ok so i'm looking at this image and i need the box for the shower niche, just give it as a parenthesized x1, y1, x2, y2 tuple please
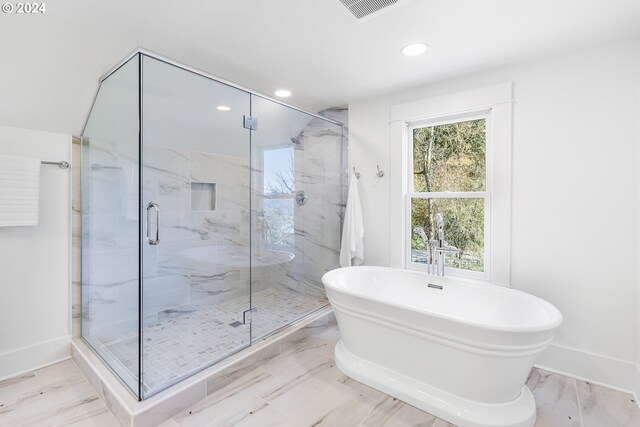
(81, 51, 344, 399)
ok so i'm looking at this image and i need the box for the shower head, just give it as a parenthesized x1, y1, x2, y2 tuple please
(291, 130, 304, 145)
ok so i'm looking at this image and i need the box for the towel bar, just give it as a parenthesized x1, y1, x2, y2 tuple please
(41, 160, 69, 169)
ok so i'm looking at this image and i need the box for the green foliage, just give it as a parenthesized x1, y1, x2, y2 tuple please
(411, 119, 486, 272)
(413, 119, 486, 193)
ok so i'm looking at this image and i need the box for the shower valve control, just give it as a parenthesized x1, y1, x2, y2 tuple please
(296, 190, 308, 206)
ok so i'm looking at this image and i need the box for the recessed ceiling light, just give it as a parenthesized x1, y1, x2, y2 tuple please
(401, 42, 428, 57)
(216, 105, 231, 111)
(274, 89, 291, 98)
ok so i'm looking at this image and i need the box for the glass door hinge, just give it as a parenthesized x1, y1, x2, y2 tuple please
(243, 116, 258, 130)
(243, 307, 257, 324)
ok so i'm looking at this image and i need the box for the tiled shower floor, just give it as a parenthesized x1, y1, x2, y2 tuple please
(94, 287, 327, 395)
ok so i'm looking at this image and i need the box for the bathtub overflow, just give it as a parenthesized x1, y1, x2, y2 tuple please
(427, 283, 443, 290)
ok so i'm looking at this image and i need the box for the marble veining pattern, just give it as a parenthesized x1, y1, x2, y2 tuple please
(0, 360, 117, 427)
(93, 287, 327, 395)
(165, 324, 640, 427)
(2, 321, 640, 426)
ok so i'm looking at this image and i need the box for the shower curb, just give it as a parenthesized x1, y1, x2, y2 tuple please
(71, 306, 336, 427)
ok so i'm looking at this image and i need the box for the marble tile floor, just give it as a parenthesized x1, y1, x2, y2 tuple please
(0, 360, 118, 427)
(95, 287, 327, 395)
(2, 323, 639, 426)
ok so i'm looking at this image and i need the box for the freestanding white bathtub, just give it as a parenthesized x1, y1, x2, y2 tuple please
(322, 266, 562, 427)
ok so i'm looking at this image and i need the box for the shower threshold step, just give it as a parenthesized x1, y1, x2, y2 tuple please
(72, 306, 336, 427)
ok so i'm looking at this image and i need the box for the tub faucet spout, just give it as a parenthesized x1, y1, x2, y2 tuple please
(413, 214, 460, 277)
(412, 226, 437, 275)
(432, 213, 460, 276)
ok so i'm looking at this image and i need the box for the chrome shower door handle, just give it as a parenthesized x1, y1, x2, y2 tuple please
(146, 202, 160, 245)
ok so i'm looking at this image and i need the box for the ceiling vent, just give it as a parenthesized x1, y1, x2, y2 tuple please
(339, 0, 398, 19)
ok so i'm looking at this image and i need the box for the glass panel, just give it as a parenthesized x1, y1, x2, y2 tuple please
(263, 147, 295, 246)
(251, 96, 344, 339)
(140, 55, 251, 398)
(413, 118, 486, 192)
(411, 198, 485, 272)
(81, 54, 140, 397)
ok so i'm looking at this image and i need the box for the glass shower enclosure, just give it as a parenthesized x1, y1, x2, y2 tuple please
(80, 51, 344, 399)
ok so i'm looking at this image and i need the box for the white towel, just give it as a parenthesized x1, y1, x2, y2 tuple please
(340, 173, 364, 267)
(0, 154, 41, 226)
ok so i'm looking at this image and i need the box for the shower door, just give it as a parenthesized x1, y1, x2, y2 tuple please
(140, 55, 252, 398)
(250, 96, 344, 339)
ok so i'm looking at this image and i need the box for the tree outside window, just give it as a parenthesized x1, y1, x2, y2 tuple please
(410, 118, 487, 273)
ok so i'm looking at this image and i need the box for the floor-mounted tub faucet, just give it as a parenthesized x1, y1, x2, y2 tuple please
(433, 213, 459, 276)
(413, 213, 459, 276)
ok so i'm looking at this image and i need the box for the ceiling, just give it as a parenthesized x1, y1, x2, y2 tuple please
(1, 0, 639, 135)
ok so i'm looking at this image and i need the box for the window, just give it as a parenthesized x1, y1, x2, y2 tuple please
(389, 83, 512, 285)
(262, 147, 295, 247)
(408, 114, 490, 279)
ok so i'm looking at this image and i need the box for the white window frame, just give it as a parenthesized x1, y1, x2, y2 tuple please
(389, 83, 512, 287)
(406, 110, 492, 281)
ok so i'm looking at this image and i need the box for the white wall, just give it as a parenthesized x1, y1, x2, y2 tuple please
(349, 39, 640, 391)
(0, 125, 71, 380)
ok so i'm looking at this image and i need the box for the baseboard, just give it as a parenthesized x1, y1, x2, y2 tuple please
(0, 335, 71, 381)
(635, 365, 640, 411)
(536, 342, 640, 408)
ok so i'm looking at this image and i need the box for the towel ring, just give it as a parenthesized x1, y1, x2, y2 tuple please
(376, 165, 385, 178)
(353, 167, 361, 179)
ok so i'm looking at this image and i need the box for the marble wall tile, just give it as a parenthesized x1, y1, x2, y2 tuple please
(87, 213, 119, 252)
(72, 138, 82, 338)
(189, 210, 246, 243)
(159, 211, 201, 244)
(158, 180, 191, 209)
(86, 248, 140, 286)
(216, 183, 250, 212)
(189, 270, 246, 305)
(84, 139, 120, 216)
(190, 152, 249, 184)
(139, 275, 190, 321)
(117, 217, 140, 250)
(83, 285, 119, 329)
(143, 147, 191, 183)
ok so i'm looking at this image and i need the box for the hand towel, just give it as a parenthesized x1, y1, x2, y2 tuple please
(340, 173, 364, 267)
(0, 154, 41, 226)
